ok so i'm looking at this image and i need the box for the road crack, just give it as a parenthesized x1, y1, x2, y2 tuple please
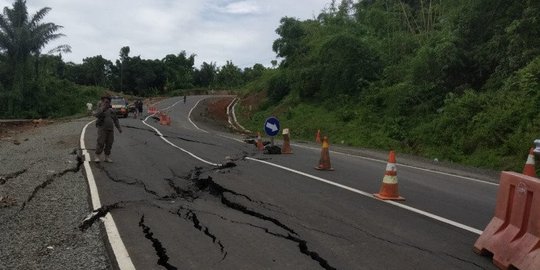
(228, 218, 336, 270)
(168, 165, 337, 269)
(79, 202, 122, 231)
(164, 135, 217, 146)
(20, 154, 83, 210)
(176, 207, 227, 260)
(122, 125, 157, 134)
(96, 165, 160, 197)
(0, 168, 27, 185)
(184, 167, 297, 236)
(139, 215, 178, 270)
(164, 177, 198, 202)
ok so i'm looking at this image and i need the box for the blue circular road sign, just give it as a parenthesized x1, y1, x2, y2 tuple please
(264, 117, 280, 137)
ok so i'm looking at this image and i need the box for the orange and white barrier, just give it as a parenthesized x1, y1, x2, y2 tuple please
(474, 171, 540, 270)
(148, 106, 158, 114)
(159, 112, 171, 126)
(373, 151, 404, 200)
(523, 148, 536, 177)
(315, 129, 321, 144)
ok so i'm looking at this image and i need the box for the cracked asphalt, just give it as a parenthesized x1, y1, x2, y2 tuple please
(79, 96, 498, 269)
(0, 95, 499, 269)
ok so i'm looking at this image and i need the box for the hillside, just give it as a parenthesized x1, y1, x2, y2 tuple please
(236, 0, 540, 171)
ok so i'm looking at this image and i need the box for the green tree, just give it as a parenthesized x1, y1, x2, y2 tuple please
(80, 55, 112, 87)
(243, 63, 266, 82)
(0, 0, 69, 115)
(194, 62, 216, 87)
(162, 51, 195, 90)
(118, 46, 130, 92)
(272, 17, 308, 67)
(215, 61, 243, 88)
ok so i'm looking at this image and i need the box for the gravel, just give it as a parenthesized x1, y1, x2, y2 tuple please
(0, 118, 111, 270)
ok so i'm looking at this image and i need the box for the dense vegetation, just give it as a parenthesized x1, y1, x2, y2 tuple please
(1, 0, 538, 170)
(0, 0, 265, 119)
(239, 0, 540, 171)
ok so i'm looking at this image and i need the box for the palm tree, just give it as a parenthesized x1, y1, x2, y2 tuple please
(0, 0, 70, 115)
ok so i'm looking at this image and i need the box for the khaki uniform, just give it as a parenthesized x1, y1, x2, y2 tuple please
(94, 106, 121, 156)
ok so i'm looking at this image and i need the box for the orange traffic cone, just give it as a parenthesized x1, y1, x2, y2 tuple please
(282, 128, 292, 154)
(159, 112, 166, 125)
(256, 132, 264, 151)
(523, 148, 536, 177)
(315, 136, 333, 171)
(374, 151, 405, 200)
(315, 129, 321, 144)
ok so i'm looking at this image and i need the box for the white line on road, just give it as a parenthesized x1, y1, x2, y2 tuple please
(188, 98, 209, 133)
(231, 100, 251, 133)
(226, 97, 237, 128)
(80, 120, 136, 270)
(245, 157, 483, 235)
(142, 99, 219, 166)
(222, 98, 495, 187)
(160, 99, 183, 112)
(141, 119, 219, 166)
(158, 96, 486, 235)
(292, 144, 499, 186)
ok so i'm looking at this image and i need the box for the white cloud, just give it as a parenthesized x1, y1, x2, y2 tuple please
(2, 0, 330, 67)
(222, 1, 261, 15)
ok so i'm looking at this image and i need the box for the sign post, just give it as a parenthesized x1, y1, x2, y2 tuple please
(264, 117, 280, 146)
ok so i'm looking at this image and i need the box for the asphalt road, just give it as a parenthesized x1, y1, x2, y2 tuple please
(82, 96, 498, 270)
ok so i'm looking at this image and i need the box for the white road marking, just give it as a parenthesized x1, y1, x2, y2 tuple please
(292, 144, 498, 186)
(226, 97, 237, 128)
(141, 119, 219, 166)
(153, 96, 487, 235)
(222, 99, 496, 187)
(245, 157, 483, 235)
(160, 99, 183, 112)
(187, 98, 209, 133)
(142, 98, 219, 166)
(231, 100, 251, 133)
(80, 120, 136, 270)
(226, 97, 251, 133)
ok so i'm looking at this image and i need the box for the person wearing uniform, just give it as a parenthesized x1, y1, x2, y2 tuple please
(94, 96, 122, 162)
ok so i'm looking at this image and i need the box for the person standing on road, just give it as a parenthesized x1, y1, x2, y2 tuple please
(94, 96, 122, 162)
(183, 95, 186, 104)
(136, 99, 144, 119)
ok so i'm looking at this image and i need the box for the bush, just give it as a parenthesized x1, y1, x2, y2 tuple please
(267, 71, 290, 103)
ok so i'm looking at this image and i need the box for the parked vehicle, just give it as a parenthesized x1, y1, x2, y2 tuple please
(110, 96, 129, 118)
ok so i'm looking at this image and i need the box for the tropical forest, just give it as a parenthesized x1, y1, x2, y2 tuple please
(0, 0, 539, 171)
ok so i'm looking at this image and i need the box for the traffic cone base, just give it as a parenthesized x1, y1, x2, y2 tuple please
(374, 178, 404, 200)
(373, 191, 405, 201)
(315, 165, 334, 171)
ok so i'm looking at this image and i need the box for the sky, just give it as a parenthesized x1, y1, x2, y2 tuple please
(3, 0, 331, 68)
